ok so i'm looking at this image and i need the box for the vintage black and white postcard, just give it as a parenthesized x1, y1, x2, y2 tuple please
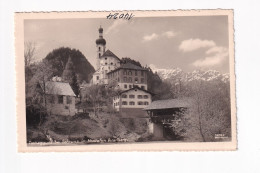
(15, 10, 236, 152)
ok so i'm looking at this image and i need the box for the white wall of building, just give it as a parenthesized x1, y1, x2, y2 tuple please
(93, 56, 120, 84)
(113, 89, 151, 111)
(45, 95, 76, 116)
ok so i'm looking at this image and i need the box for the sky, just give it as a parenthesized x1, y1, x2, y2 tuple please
(24, 16, 230, 73)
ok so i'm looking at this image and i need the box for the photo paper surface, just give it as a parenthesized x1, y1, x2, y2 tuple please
(15, 10, 236, 152)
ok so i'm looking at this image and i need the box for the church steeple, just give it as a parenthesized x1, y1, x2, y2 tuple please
(96, 26, 106, 69)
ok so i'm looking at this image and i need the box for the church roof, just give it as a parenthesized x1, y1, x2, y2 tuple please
(119, 63, 146, 71)
(42, 81, 76, 96)
(143, 98, 190, 111)
(100, 49, 120, 61)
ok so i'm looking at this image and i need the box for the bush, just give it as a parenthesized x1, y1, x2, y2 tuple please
(68, 136, 83, 142)
(73, 112, 90, 120)
(26, 105, 48, 128)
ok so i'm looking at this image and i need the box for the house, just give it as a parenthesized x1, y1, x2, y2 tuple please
(113, 86, 153, 118)
(107, 62, 148, 90)
(42, 81, 76, 116)
(143, 99, 190, 139)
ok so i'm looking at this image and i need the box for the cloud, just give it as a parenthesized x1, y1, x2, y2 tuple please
(179, 39, 216, 52)
(192, 47, 228, 67)
(162, 31, 177, 38)
(142, 33, 159, 42)
(206, 46, 227, 54)
(105, 20, 127, 34)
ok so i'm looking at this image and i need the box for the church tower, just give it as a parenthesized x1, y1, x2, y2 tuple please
(95, 26, 106, 69)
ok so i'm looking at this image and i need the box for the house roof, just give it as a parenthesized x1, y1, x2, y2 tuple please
(43, 81, 76, 96)
(107, 62, 146, 74)
(100, 49, 120, 61)
(120, 86, 154, 95)
(143, 98, 190, 111)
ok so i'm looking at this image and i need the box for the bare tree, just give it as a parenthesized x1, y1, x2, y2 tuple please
(24, 41, 36, 67)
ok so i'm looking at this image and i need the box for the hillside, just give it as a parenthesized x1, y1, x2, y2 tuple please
(27, 112, 151, 143)
(45, 47, 95, 83)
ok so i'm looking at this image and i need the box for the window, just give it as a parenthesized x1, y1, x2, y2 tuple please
(129, 101, 135, 105)
(129, 95, 135, 98)
(144, 95, 149, 99)
(48, 95, 55, 104)
(99, 47, 101, 51)
(111, 62, 113, 65)
(96, 76, 99, 80)
(123, 77, 127, 82)
(141, 86, 145, 89)
(138, 101, 143, 105)
(105, 62, 107, 65)
(135, 78, 138, 83)
(128, 71, 132, 75)
(67, 96, 72, 104)
(138, 95, 143, 99)
(141, 71, 144, 76)
(123, 70, 127, 75)
(122, 101, 128, 105)
(99, 53, 101, 57)
(122, 94, 127, 98)
(124, 84, 127, 89)
(135, 70, 138, 76)
(58, 96, 63, 104)
(141, 78, 144, 83)
(129, 85, 132, 89)
(105, 57, 107, 60)
(128, 77, 132, 82)
(144, 101, 149, 105)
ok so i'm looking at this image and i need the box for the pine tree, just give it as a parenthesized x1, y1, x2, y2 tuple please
(62, 56, 80, 96)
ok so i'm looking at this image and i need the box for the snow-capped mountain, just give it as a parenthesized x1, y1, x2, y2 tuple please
(149, 64, 230, 83)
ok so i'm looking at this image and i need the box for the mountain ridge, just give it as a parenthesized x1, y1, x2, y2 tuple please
(149, 64, 230, 84)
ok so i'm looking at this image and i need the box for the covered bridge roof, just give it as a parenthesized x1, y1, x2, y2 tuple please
(143, 98, 190, 111)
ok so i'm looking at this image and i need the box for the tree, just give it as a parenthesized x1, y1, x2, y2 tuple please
(62, 56, 80, 96)
(146, 67, 174, 100)
(81, 84, 105, 117)
(121, 57, 142, 67)
(45, 47, 95, 83)
(26, 60, 55, 126)
(176, 79, 231, 142)
(24, 42, 38, 97)
(24, 41, 36, 67)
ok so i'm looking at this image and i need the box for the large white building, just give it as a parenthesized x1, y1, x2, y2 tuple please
(92, 26, 153, 116)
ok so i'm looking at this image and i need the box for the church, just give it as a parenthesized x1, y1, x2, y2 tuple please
(92, 26, 152, 116)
